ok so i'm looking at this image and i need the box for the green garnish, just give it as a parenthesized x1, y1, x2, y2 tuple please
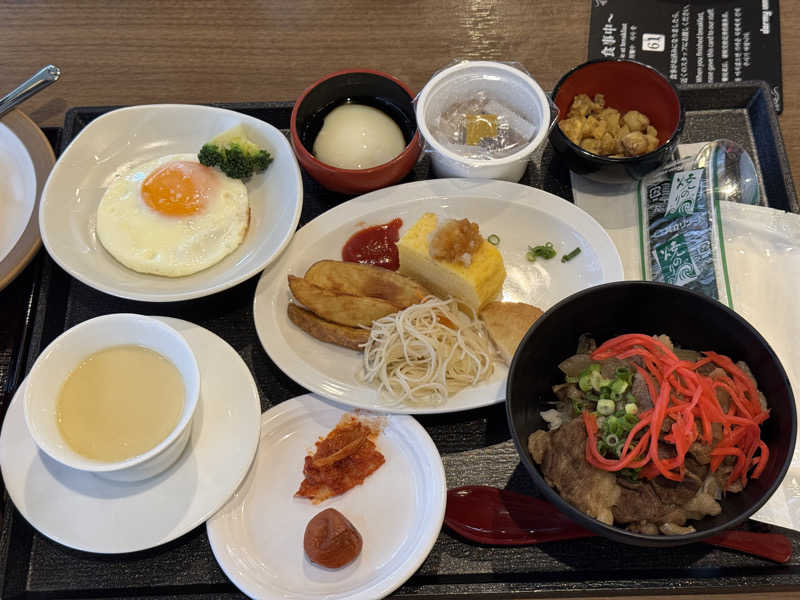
(198, 124, 273, 180)
(487, 234, 500, 246)
(561, 247, 582, 262)
(565, 361, 642, 459)
(526, 242, 556, 262)
(597, 398, 615, 416)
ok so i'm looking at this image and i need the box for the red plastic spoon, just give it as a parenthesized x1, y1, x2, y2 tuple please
(445, 485, 793, 563)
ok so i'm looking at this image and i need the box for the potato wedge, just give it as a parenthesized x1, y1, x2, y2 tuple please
(304, 260, 428, 309)
(287, 303, 369, 350)
(288, 275, 398, 327)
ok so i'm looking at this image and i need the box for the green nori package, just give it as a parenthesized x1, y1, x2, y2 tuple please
(637, 157, 733, 306)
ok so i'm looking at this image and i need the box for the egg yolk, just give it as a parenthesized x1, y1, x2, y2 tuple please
(141, 161, 217, 216)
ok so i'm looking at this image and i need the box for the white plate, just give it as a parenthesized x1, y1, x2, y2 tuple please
(207, 394, 446, 600)
(253, 178, 623, 414)
(0, 110, 55, 291)
(0, 316, 261, 553)
(0, 117, 35, 262)
(39, 104, 303, 302)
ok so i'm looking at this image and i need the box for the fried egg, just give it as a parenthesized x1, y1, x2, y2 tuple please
(96, 153, 249, 277)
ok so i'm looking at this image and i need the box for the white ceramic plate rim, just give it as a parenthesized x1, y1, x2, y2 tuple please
(0, 119, 36, 262)
(0, 110, 54, 291)
(38, 104, 303, 302)
(253, 178, 624, 415)
(0, 316, 261, 553)
(206, 393, 446, 600)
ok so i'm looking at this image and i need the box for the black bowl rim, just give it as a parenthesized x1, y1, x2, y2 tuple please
(505, 280, 797, 547)
(289, 68, 421, 175)
(550, 58, 686, 165)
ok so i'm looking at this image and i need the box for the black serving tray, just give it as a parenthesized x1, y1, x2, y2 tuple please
(1, 82, 798, 599)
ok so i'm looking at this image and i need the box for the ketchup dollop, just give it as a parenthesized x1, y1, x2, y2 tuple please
(341, 218, 402, 270)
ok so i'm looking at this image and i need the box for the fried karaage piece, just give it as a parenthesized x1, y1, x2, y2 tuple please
(561, 95, 659, 157)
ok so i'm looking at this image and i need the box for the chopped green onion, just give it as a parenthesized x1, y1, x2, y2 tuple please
(589, 370, 611, 391)
(620, 467, 641, 481)
(597, 399, 615, 415)
(611, 378, 629, 394)
(526, 242, 557, 262)
(487, 234, 500, 246)
(565, 375, 579, 384)
(561, 247, 582, 262)
(604, 434, 619, 447)
(578, 374, 592, 392)
(626, 392, 636, 403)
(625, 403, 638, 415)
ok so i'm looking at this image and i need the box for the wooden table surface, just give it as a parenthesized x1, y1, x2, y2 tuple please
(2, 0, 798, 198)
(1, 1, 797, 599)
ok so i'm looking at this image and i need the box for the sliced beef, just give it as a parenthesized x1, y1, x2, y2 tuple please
(683, 491, 722, 520)
(558, 354, 592, 377)
(528, 418, 620, 525)
(631, 372, 654, 411)
(552, 382, 582, 405)
(599, 358, 631, 380)
(688, 440, 713, 465)
(652, 473, 701, 507)
(684, 455, 709, 480)
(576, 334, 597, 354)
(613, 482, 664, 524)
(674, 348, 702, 363)
(529, 409, 727, 535)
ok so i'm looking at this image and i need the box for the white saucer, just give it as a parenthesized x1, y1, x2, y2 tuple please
(0, 316, 261, 554)
(207, 394, 446, 600)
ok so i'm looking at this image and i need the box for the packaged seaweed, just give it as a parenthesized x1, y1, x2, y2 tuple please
(637, 155, 733, 306)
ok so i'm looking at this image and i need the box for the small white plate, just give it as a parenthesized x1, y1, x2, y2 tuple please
(253, 178, 623, 414)
(0, 316, 261, 553)
(0, 110, 55, 291)
(207, 394, 446, 600)
(39, 104, 303, 302)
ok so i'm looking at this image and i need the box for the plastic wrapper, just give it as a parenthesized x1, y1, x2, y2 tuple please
(636, 154, 732, 306)
(415, 60, 559, 162)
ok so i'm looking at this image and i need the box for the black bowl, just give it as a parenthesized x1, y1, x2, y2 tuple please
(506, 281, 796, 547)
(549, 59, 685, 183)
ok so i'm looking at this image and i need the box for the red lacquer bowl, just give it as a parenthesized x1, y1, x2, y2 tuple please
(290, 69, 422, 195)
(550, 59, 684, 183)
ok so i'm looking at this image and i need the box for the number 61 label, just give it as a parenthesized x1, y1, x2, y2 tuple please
(642, 33, 665, 52)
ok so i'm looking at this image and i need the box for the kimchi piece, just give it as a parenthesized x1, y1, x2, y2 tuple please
(295, 414, 385, 504)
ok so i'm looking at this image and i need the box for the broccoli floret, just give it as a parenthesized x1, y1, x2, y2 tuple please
(198, 143, 225, 168)
(197, 128, 273, 180)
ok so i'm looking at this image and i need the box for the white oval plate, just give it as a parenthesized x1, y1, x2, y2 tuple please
(0, 317, 261, 553)
(253, 178, 623, 414)
(39, 104, 303, 302)
(207, 394, 446, 600)
(0, 110, 54, 290)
